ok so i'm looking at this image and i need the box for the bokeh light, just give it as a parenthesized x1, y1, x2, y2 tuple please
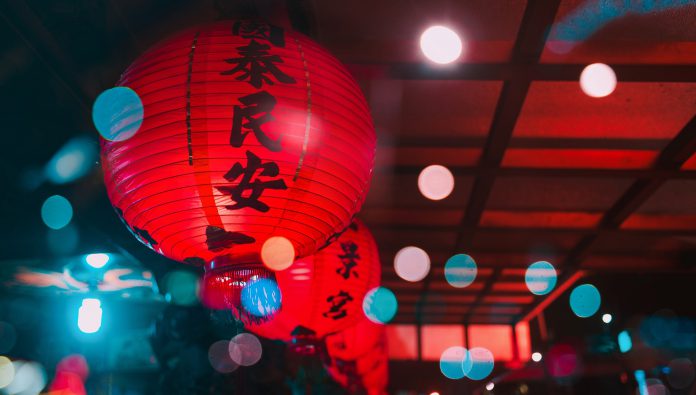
(45, 136, 97, 184)
(465, 347, 494, 380)
(241, 278, 282, 318)
(363, 286, 398, 324)
(208, 340, 239, 373)
(602, 313, 613, 324)
(85, 253, 110, 269)
(444, 254, 477, 288)
(41, 195, 73, 230)
(4, 361, 46, 395)
(261, 236, 295, 271)
(486, 382, 495, 391)
(420, 26, 463, 64)
(569, 284, 601, 318)
(618, 330, 632, 353)
(394, 246, 431, 282)
(163, 270, 200, 306)
(579, 63, 617, 98)
(547, 344, 578, 378)
(92, 87, 144, 141)
(77, 298, 102, 334)
(0, 356, 14, 389)
(56, 354, 89, 381)
(532, 352, 542, 362)
(667, 358, 695, 389)
(524, 261, 557, 295)
(418, 165, 455, 200)
(641, 378, 669, 395)
(439, 346, 468, 379)
(229, 333, 263, 367)
(0, 322, 17, 354)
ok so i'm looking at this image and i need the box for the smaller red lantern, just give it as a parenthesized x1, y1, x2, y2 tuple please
(325, 330, 388, 394)
(326, 315, 384, 361)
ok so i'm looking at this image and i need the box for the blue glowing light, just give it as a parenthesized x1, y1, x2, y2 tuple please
(464, 347, 494, 380)
(241, 278, 282, 317)
(525, 261, 557, 295)
(444, 254, 477, 288)
(570, 284, 601, 318)
(45, 136, 97, 184)
(92, 87, 144, 141)
(85, 253, 110, 269)
(618, 330, 632, 353)
(439, 346, 468, 379)
(634, 370, 647, 395)
(41, 195, 73, 230)
(77, 298, 102, 334)
(363, 286, 398, 324)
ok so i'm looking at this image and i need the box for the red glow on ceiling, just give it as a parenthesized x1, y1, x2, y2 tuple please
(386, 325, 418, 360)
(502, 149, 658, 169)
(683, 153, 696, 169)
(421, 325, 466, 361)
(481, 210, 602, 228)
(468, 325, 514, 361)
(622, 214, 696, 230)
(515, 322, 532, 361)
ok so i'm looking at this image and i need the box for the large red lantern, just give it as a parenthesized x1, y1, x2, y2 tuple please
(204, 220, 380, 340)
(101, 20, 376, 275)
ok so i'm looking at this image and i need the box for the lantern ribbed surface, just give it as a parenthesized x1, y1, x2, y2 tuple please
(101, 20, 376, 266)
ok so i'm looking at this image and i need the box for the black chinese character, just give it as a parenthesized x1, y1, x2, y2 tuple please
(233, 20, 285, 47)
(231, 91, 281, 152)
(337, 241, 360, 279)
(216, 150, 288, 212)
(322, 290, 353, 320)
(221, 40, 296, 88)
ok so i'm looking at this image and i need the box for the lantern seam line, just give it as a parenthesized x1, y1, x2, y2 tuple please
(186, 30, 200, 166)
(293, 38, 312, 182)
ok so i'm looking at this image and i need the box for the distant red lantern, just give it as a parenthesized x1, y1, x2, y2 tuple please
(326, 315, 384, 361)
(325, 328, 388, 394)
(101, 20, 376, 278)
(205, 220, 380, 342)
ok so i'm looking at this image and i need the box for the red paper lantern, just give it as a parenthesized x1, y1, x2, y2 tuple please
(101, 20, 375, 273)
(325, 315, 384, 361)
(204, 220, 380, 340)
(325, 328, 388, 394)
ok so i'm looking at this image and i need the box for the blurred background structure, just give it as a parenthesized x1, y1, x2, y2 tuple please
(1, 0, 695, 394)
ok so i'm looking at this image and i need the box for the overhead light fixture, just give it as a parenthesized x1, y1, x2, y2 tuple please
(420, 26, 463, 64)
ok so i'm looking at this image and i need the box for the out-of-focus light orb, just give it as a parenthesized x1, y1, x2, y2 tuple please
(486, 382, 495, 391)
(208, 340, 238, 373)
(164, 270, 200, 306)
(261, 236, 295, 271)
(241, 278, 282, 317)
(0, 322, 17, 354)
(547, 344, 579, 378)
(531, 352, 542, 362)
(47, 224, 79, 255)
(618, 330, 632, 353)
(602, 313, 613, 324)
(45, 136, 97, 184)
(0, 356, 14, 389)
(667, 358, 695, 389)
(85, 253, 110, 269)
(394, 246, 431, 282)
(525, 261, 557, 295)
(570, 284, 601, 318)
(77, 298, 102, 334)
(4, 361, 46, 395)
(444, 254, 477, 288)
(363, 286, 398, 324)
(56, 354, 89, 381)
(580, 63, 616, 98)
(439, 346, 468, 379)
(465, 347, 494, 380)
(641, 378, 669, 395)
(229, 333, 263, 367)
(430, 392, 441, 395)
(420, 26, 463, 64)
(418, 165, 455, 200)
(41, 195, 73, 230)
(92, 87, 144, 141)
